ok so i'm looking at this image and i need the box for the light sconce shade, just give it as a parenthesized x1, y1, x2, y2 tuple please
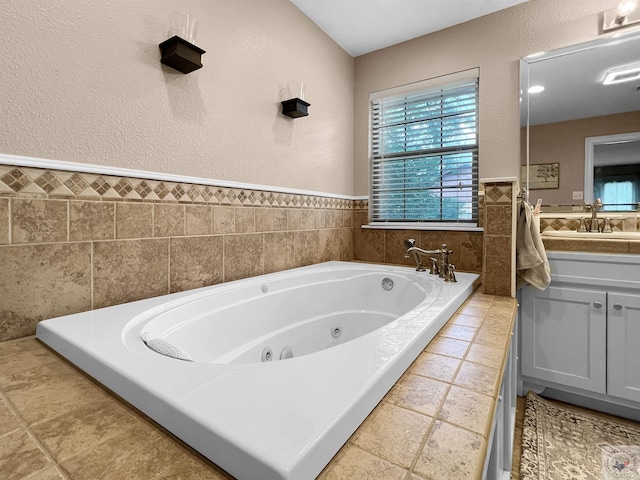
(617, 0, 638, 18)
(603, 0, 640, 30)
(159, 12, 206, 74)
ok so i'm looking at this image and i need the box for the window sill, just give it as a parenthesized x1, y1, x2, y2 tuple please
(362, 223, 483, 232)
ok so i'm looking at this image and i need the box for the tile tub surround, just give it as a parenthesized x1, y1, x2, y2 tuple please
(351, 193, 489, 292)
(0, 288, 517, 480)
(0, 164, 356, 342)
(352, 211, 485, 274)
(481, 181, 515, 296)
(0, 162, 498, 343)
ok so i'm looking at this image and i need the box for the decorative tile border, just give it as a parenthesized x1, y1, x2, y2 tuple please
(0, 165, 355, 210)
(484, 184, 513, 205)
(540, 216, 639, 233)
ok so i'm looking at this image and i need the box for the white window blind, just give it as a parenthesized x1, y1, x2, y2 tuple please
(369, 71, 479, 225)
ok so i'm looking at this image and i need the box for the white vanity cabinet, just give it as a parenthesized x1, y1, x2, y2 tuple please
(521, 286, 607, 393)
(520, 251, 640, 408)
(608, 292, 640, 403)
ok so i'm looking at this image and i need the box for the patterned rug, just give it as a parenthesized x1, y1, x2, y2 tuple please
(520, 392, 640, 480)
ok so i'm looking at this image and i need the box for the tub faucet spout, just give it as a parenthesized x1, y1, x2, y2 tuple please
(403, 238, 431, 272)
(404, 239, 453, 277)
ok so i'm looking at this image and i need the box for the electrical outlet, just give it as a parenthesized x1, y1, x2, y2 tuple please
(572, 191, 584, 200)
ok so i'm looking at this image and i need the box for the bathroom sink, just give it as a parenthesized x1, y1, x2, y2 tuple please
(542, 230, 640, 240)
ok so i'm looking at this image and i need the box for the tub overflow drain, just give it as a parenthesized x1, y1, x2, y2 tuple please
(331, 326, 342, 338)
(261, 347, 273, 362)
(381, 277, 394, 291)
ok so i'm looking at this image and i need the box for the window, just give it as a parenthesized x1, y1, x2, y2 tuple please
(369, 70, 479, 226)
(594, 164, 640, 211)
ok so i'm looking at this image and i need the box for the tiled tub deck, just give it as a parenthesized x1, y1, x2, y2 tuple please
(0, 288, 517, 480)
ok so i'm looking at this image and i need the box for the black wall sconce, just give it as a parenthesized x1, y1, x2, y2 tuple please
(159, 11, 205, 74)
(159, 36, 206, 73)
(281, 81, 309, 118)
(281, 97, 311, 118)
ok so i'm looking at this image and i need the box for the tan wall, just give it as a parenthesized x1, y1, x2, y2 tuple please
(353, 0, 616, 195)
(0, 0, 354, 196)
(522, 111, 640, 205)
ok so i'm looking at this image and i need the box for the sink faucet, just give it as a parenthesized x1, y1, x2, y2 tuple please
(403, 239, 456, 281)
(585, 198, 602, 232)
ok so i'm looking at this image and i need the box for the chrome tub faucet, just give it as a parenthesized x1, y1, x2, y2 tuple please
(403, 239, 456, 282)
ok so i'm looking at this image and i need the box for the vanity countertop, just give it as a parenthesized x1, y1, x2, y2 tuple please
(0, 288, 517, 480)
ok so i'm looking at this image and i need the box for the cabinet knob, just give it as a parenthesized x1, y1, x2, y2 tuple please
(613, 304, 623, 310)
(593, 302, 602, 308)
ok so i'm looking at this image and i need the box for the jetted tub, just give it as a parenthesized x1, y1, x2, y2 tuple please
(37, 261, 479, 480)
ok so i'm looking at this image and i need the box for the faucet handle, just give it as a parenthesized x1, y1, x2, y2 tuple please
(602, 217, 612, 233)
(440, 243, 452, 254)
(404, 238, 416, 258)
(444, 264, 457, 283)
(577, 217, 587, 232)
(429, 258, 440, 275)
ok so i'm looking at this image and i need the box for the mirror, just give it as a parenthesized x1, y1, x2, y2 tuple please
(520, 29, 640, 212)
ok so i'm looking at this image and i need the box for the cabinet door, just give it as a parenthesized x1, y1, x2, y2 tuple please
(521, 286, 607, 393)
(608, 292, 640, 403)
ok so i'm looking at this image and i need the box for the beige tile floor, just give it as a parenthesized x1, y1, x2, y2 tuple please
(0, 288, 518, 479)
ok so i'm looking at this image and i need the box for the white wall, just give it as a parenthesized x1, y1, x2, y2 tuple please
(0, 0, 354, 196)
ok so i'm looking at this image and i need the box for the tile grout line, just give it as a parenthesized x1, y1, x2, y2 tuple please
(66, 200, 70, 242)
(0, 388, 72, 480)
(404, 300, 492, 477)
(167, 237, 171, 294)
(352, 298, 493, 480)
(90, 241, 94, 310)
(404, 311, 475, 478)
(8, 197, 12, 245)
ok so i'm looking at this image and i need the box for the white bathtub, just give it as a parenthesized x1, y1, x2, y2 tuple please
(37, 261, 479, 480)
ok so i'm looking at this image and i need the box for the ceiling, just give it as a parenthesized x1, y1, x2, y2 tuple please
(290, 0, 528, 57)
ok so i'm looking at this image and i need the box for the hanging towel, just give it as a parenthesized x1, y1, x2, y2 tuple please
(516, 201, 551, 290)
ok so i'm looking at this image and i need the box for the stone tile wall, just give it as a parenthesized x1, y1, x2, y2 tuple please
(482, 181, 515, 296)
(540, 215, 640, 233)
(352, 204, 485, 276)
(0, 163, 502, 342)
(0, 165, 355, 341)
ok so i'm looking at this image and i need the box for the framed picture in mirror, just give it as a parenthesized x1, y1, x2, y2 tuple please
(521, 163, 559, 190)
